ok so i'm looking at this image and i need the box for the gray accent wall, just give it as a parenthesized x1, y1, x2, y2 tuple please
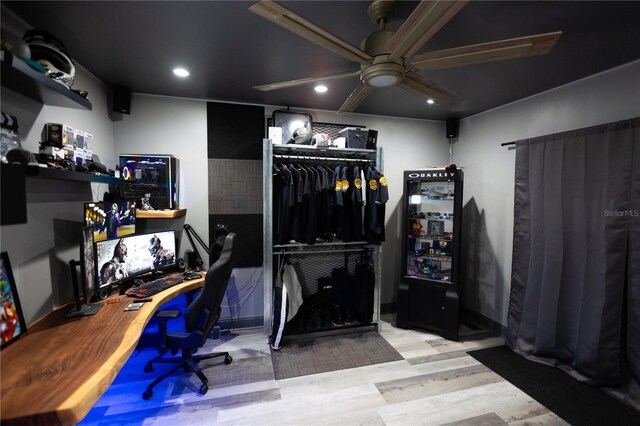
(454, 60, 640, 326)
(1, 63, 117, 324)
(208, 159, 262, 215)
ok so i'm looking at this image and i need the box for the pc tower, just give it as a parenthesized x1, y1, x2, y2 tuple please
(119, 154, 179, 209)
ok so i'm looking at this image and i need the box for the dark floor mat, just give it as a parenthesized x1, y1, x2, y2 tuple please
(270, 331, 404, 380)
(468, 345, 640, 426)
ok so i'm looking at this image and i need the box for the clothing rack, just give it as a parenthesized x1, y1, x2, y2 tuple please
(275, 247, 370, 256)
(273, 154, 375, 163)
(264, 139, 384, 336)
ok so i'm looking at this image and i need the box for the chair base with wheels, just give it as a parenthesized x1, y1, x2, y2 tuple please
(142, 346, 232, 400)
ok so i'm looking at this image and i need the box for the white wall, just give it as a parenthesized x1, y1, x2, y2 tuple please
(113, 94, 208, 259)
(455, 60, 640, 326)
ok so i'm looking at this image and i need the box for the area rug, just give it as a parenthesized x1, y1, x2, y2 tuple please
(467, 345, 640, 425)
(270, 331, 403, 380)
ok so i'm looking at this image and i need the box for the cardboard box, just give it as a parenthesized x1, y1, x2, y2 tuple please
(268, 127, 282, 144)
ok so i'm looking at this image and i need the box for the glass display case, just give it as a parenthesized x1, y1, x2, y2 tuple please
(397, 167, 463, 340)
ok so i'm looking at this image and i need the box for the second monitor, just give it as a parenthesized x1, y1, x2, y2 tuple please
(95, 230, 177, 288)
(84, 201, 136, 242)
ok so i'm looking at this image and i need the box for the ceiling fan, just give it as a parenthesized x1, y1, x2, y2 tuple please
(249, 0, 562, 113)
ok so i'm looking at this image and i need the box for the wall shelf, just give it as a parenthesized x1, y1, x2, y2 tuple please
(137, 209, 187, 219)
(23, 165, 124, 185)
(1, 54, 92, 110)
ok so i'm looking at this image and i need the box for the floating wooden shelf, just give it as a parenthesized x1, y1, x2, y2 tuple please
(136, 209, 187, 219)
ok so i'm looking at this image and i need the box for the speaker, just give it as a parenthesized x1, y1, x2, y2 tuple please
(176, 257, 187, 273)
(446, 118, 459, 139)
(113, 86, 131, 114)
(186, 251, 203, 272)
(98, 289, 109, 300)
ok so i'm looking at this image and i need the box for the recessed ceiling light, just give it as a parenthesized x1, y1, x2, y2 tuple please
(173, 68, 190, 78)
(426, 99, 435, 104)
(314, 85, 328, 93)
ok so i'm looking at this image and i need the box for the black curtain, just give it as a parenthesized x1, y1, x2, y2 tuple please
(508, 117, 639, 410)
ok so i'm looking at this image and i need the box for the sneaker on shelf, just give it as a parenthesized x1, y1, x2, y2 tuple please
(332, 304, 344, 326)
(343, 306, 353, 323)
(312, 306, 324, 330)
(322, 305, 333, 328)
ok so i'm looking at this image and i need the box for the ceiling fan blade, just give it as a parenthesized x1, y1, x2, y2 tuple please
(253, 71, 360, 91)
(387, 0, 469, 61)
(338, 83, 373, 113)
(249, 1, 372, 64)
(409, 31, 563, 71)
(398, 72, 455, 104)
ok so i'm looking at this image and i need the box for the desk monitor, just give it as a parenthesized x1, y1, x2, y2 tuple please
(95, 230, 177, 289)
(0, 252, 27, 349)
(84, 201, 136, 242)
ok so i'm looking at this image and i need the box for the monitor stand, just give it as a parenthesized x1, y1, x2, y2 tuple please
(66, 303, 103, 318)
(65, 259, 104, 318)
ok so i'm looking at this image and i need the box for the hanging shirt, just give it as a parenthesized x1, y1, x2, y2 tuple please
(289, 164, 303, 242)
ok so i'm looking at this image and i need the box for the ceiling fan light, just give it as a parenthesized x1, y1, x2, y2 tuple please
(361, 57, 404, 88)
(368, 74, 399, 87)
(427, 99, 435, 104)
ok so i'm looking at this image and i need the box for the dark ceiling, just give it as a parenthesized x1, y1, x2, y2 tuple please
(5, 1, 640, 121)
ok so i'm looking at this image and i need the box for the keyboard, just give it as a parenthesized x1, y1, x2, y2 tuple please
(125, 275, 184, 298)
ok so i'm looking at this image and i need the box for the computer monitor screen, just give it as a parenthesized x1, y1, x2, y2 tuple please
(84, 201, 136, 242)
(95, 230, 177, 288)
(1, 252, 27, 349)
(81, 226, 97, 302)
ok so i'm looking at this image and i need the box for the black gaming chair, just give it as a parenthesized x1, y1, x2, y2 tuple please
(142, 232, 237, 400)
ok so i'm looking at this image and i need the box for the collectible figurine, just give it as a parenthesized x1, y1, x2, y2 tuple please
(141, 193, 155, 211)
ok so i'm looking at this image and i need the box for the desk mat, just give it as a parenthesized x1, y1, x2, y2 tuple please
(270, 331, 403, 380)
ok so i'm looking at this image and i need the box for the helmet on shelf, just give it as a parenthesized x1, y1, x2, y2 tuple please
(291, 122, 312, 145)
(23, 30, 75, 89)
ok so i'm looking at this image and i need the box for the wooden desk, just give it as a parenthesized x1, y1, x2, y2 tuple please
(0, 274, 205, 425)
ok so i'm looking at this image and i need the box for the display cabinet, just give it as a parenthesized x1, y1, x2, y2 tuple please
(397, 167, 463, 340)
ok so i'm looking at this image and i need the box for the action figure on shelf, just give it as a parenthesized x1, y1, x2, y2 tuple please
(99, 239, 129, 285)
(141, 193, 155, 211)
(148, 235, 175, 269)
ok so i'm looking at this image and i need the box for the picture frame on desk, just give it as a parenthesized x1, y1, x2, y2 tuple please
(0, 252, 27, 349)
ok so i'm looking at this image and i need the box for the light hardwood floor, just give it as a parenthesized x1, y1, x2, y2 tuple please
(79, 318, 567, 425)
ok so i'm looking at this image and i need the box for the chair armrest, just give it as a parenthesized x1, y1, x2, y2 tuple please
(154, 310, 182, 352)
(156, 310, 181, 321)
